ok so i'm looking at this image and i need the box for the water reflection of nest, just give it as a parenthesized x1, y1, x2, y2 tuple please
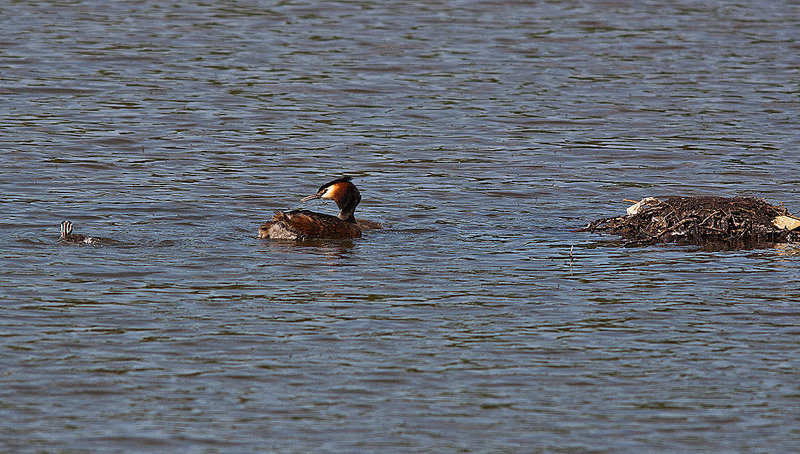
(580, 196, 800, 247)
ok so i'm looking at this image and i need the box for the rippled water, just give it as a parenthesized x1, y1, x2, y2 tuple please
(2, 1, 800, 451)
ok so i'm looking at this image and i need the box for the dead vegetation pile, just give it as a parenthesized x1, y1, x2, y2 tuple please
(580, 196, 800, 247)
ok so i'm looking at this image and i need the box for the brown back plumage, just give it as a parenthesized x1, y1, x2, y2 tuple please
(258, 210, 362, 240)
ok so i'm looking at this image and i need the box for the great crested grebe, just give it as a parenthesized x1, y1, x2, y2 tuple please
(258, 176, 381, 240)
(59, 220, 97, 244)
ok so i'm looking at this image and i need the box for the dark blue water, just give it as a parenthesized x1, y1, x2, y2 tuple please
(2, 1, 799, 451)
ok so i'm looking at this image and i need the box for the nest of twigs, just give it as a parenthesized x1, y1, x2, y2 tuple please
(580, 196, 800, 247)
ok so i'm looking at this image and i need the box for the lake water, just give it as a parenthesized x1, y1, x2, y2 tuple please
(2, 1, 799, 452)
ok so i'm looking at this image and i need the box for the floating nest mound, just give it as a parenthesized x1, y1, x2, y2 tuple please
(580, 196, 800, 247)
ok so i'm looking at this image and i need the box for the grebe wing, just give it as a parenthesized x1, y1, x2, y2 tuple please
(263, 210, 361, 239)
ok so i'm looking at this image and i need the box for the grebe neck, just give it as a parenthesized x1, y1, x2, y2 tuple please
(338, 209, 357, 223)
(334, 185, 361, 224)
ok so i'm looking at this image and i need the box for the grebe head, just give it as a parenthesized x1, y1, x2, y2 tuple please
(300, 176, 362, 222)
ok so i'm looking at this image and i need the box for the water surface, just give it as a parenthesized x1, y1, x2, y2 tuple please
(2, 1, 799, 452)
